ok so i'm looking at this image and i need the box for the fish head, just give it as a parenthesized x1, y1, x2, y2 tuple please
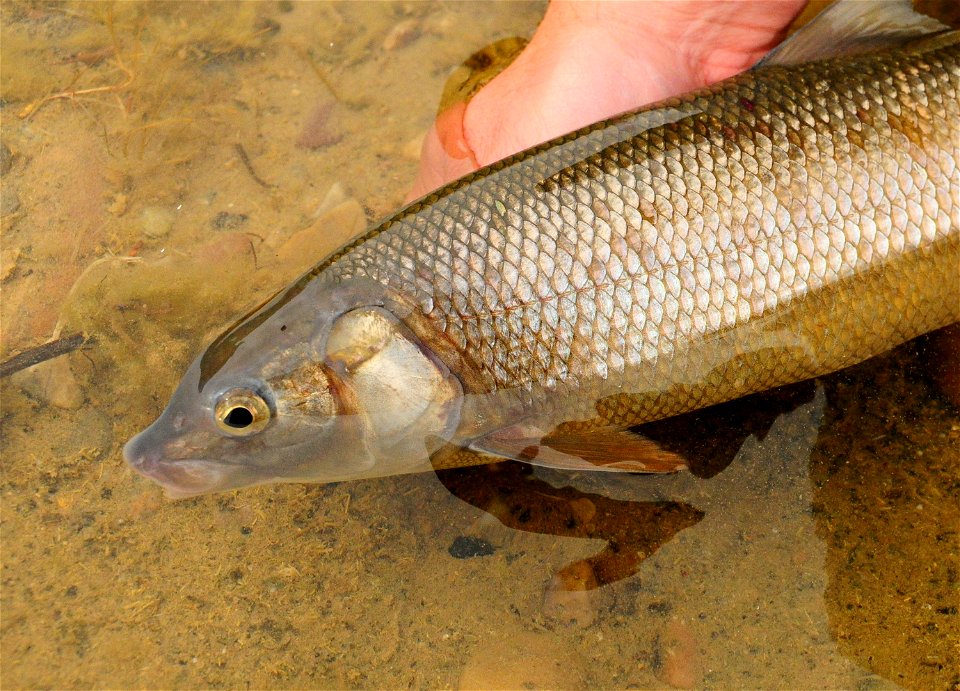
(124, 279, 464, 498)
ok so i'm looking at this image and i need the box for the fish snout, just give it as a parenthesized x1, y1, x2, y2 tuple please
(123, 432, 226, 498)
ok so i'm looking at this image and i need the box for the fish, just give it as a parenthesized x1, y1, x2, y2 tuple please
(125, 0, 959, 498)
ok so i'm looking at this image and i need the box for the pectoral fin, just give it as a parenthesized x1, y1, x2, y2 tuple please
(470, 423, 688, 474)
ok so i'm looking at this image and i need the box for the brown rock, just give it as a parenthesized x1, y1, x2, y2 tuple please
(655, 617, 701, 690)
(569, 497, 597, 524)
(297, 98, 341, 150)
(13, 357, 84, 410)
(401, 130, 427, 161)
(542, 561, 599, 628)
(275, 199, 366, 276)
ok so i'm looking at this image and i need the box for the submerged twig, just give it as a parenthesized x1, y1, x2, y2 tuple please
(18, 57, 135, 119)
(0, 333, 95, 379)
(291, 45, 341, 103)
(235, 144, 275, 189)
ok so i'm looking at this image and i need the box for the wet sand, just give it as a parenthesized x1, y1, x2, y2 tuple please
(1, 2, 957, 688)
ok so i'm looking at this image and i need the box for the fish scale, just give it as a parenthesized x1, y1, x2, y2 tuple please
(319, 34, 957, 428)
(124, 3, 960, 496)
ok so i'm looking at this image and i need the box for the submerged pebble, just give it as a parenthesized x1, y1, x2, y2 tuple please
(401, 130, 427, 161)
(275, 198, 365, 276)
(311, 182, 350, 218)
(382, 19, 422, 51)
(211, 211, 249, 231)
(140, 206, 176, 239)
(458, 630, 585, 690)
(13, 357, 84, 410)
(296, 98, 341, 150)
(448, 536, 495, 559)
(568, 497, 597, 524)
(654, 617, 701, 690)
(541, 562, 599, 628)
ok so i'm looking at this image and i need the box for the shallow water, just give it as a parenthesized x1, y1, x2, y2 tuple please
(1, 2, 957, 689)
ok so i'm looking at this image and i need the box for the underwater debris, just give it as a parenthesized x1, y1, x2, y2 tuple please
(0, 333, 93, 379)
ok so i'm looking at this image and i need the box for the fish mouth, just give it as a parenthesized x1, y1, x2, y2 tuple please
(123, 435, 227, 499)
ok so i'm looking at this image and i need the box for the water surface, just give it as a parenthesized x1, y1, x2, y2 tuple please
(1, 2, 957, 688)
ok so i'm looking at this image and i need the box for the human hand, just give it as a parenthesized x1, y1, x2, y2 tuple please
(409, 0, 808, 200)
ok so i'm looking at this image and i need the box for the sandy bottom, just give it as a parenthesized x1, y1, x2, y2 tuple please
(1, 2, 957, 689)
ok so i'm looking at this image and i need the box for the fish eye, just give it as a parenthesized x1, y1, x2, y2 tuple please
(214, 388, 272, 437)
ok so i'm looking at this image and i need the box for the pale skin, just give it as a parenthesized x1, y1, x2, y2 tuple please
(410, 0, 809, 199)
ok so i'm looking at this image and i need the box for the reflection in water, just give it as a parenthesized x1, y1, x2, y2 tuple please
(434, 336, 957, 688)
(433, 373, 852, 687)
(436, 459, 704, 590)
(637, 380, 818, 479)
(433, 381, 818, 591)
(811, 336, 960, 688)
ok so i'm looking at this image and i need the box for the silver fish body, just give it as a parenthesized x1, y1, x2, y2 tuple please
(125, 7, 959, 497)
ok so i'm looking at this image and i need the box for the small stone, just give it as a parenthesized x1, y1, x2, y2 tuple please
(647, 601, 673, 616)
(401, 131, 427, 161)
(542, 561, 599, 628)
(211, 211, 248, 230)
(0, 142, 12, 176)
(569, 497, 597, 524)
(1, 187, 20, 216)
(275, 198, 365, 275)
(140, 206, 176, 239)
(382, 19, 421, 51)
(312, 182, 350, 217)
(297, 98, 341, 150)
(13, 357, 84, 410)
(448, 535, 495, 559)
(655, 617, 701, 689)
(458, 630, 585, 690)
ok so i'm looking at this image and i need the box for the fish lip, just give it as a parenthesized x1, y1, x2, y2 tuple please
(124, 435, 227, 499)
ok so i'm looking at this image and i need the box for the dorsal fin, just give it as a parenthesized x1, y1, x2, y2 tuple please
(755, 0, 951, 69)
